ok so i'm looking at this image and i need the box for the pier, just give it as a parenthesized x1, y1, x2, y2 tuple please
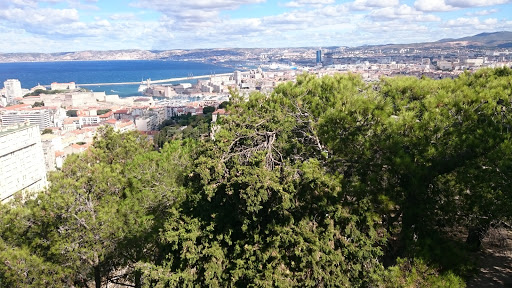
(72, 73, 233, 87)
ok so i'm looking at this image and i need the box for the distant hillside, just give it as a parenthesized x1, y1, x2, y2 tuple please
(437, 31, 512, 47)
(365, 31, 512, 50)
(1, 31, 511, 63)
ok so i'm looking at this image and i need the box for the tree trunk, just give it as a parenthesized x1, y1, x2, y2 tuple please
(135, 269, 142, 288)
(466, 225, 487, 251)
(94, 265, 101, 288)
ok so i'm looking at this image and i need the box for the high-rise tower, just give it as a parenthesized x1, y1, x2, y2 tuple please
(316, 50, 322, 64)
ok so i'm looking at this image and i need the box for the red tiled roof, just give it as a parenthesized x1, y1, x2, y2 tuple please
(99, 111, 113, 118)
(3, 104, 32, 110)
(215, 109, 229, 115)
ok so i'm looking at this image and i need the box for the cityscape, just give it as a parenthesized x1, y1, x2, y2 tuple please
(2, 0, 512, 287)
(3, 32, 512, 200)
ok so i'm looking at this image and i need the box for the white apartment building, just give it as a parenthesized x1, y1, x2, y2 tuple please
(0, 109, 51, 131)
(79, 115, 100, 126)
(135, 114, 159, 131)
(3, 79, 23, 104)
(0, 124, 47, 202)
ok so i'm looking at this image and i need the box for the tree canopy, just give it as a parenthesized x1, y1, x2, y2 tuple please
(2, 68, 512, 287)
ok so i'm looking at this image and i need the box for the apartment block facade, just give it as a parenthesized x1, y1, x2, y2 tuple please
(0, 124, 47, 202)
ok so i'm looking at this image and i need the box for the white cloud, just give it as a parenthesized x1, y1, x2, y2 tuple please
(414, 0, 455, 11)
(369, 4, 440, 22)
(351, 0, 399, 10)
(131, 0, 266, 32)
(109, 13, 137, 21)
(415, 0, 511, 11)
(445, 0, 511, 7)
(466, 8, 498, 15)
(442, 16, 511, 32)
(284, 0, 335, 8)
(132, 0, 265, 14)
(0, 8, 80, 27)
(0, 0, 511, 53)
(0, 0, 63, 9)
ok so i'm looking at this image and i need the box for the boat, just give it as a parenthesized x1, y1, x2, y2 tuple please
(138, 84, 147, 92)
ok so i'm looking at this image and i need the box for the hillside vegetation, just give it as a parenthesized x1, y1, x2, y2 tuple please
(2, 68, 512, 287)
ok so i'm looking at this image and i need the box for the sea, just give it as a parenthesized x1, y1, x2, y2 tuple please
(0, 60, 234, 97)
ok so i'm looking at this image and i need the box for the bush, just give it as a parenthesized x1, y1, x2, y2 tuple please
(66, 110, 77, 117)
(42, 128, 53, 135)
(377, 258, 466, 288)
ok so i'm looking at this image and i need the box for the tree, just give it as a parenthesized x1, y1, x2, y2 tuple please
(66, 110, 78, 117)
(0, 127, 157, 288)
(218, 101, 230, 109)
(42, 128, 53, 135)
(32, 101, 44, 107)
(3, 69, 512, 287)
(0, 201, 70, 287)
(97, 109, 111, 115)
(144, 70, 512, 286)
(143, 88, 386, 287)
(202, 106, 215, 114)
(3, 126, 195, 288)
(299, 70, 512, 254)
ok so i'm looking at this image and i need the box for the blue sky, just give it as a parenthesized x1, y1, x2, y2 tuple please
(1, 0, 511, 53)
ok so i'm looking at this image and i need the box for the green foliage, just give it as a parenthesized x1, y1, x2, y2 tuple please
(154, 114, 211, 148)
(32, 101, 44, 107)
(377, 258, 466, 288)
(218, 100, 230, 109)
(143, 82, 386, 287)
(97, 109, 111, 115)
(0, 239, 68, 288)
(3, 68, 512, 287)
(24, 89, 66, 97)
(202, 105, 215, 114)
(41, 128, 53, 134)
(66, 109, 78, 117)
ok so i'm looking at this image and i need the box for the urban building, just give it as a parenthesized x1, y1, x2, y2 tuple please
(3, 79, 23, 104)
(316, 50, 322, 64)
(104, 119, 136, 133)
(0, 108, 51, 131)
(0, 123, 47, 202)
(64, 92, 97, 107)
(135, 114, 159, 131)
(41, 133, 64, 172)
(51, 82, 76, 90)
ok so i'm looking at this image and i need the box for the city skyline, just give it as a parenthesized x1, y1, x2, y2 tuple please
(1, 0, 512, 53)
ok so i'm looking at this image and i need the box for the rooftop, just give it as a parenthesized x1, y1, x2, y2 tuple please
(2, 104, 33, 111)
(0, 123, 37, 137)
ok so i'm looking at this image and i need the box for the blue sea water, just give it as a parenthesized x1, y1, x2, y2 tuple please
(0, 60, 233, 97)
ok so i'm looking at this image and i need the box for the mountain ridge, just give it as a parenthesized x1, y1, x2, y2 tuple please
(0, 31, 511, 63)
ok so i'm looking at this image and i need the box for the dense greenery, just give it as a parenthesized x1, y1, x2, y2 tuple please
(24, 89, 66, 97)
(154, 113, 211, 148)
(97, 109, 111, 115)
(218, 100, 230, 109)
(32, 101, 45, 107)
(24, 88, 89, 97)
(2, 68, 512, 287)
(66, 110, 78, 117)
(42, 128, 53, 135)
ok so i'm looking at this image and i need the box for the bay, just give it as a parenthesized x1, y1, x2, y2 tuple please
(0, 60, 234, 97)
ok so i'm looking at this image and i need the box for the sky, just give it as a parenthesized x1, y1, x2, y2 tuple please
(1, 0, 512, 53)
